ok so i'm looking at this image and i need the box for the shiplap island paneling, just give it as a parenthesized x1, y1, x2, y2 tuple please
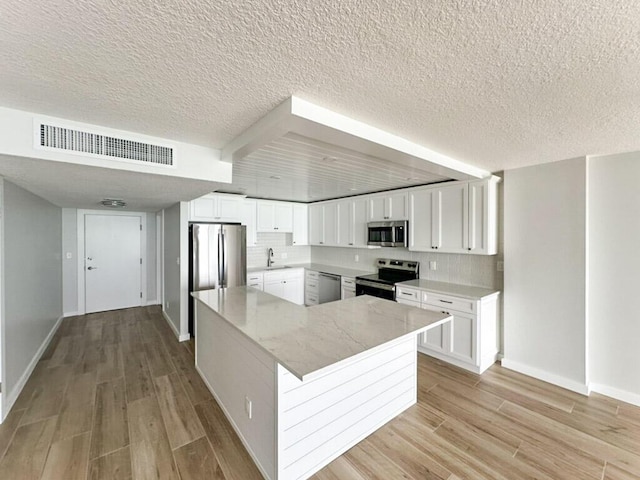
(193, 288, 449, 480)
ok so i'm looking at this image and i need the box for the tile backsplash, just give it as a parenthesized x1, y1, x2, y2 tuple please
(248, 236, 501, 290)
(311, 247, 502, 290)
(247, 232, 311, 268)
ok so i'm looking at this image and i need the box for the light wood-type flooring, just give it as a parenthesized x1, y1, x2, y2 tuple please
(1, 306, 639, 479)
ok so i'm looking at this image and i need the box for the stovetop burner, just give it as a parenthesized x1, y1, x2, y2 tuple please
(355, 259, 420, 300)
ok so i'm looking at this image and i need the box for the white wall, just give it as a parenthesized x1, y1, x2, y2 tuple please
(162, 203, 184, 337)
(2, 180, 63, 418)
(588, 153, 640, 404)
(62, 208, 78, 315)
(503, 157, 588, 393)
(61, 208, 159, 316)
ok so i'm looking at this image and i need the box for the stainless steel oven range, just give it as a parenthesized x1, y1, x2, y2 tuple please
(355, 259, 419, 301)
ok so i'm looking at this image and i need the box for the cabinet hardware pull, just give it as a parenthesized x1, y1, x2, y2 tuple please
(402, 292, 412, 296)
(439, 300, 453, 304)
(441, 311, 449, 315)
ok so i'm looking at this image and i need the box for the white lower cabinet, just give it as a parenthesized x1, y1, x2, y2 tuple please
(305, 270, 319, 306)
(396, 284, 500, 374)
(341, 276, 356, 299)
(247, 271, 264, 291)
(262, 268, 304, 305)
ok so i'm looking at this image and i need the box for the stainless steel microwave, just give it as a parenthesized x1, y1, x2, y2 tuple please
(367, 221, 408, 247)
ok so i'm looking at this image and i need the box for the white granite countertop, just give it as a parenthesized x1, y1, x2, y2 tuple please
(247, 263, 374, 278)
(192, 287, 450, 381)
(396, 279, 500, 300)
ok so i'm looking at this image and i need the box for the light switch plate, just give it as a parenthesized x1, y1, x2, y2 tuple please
(429, 261, 437, 271)
(354, 254, 359, 262)
(245, 396, 252, 419)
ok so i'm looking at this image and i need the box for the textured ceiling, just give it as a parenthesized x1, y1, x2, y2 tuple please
(1, 0, 640, 178)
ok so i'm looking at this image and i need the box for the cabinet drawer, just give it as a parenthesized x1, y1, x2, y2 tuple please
(396, 286, 420, 302)
(305, 279, 319, 291)
(421, 292, 475, 314)
(341, 277, 355, 287)
(247, 273, 264, 283)
(248, 282, 263, 291)
(305, 270, 320, 280)
(396, 297, 420, 308)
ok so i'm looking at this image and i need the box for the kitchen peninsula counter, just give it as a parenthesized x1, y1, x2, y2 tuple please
(192, 288, 450, 480)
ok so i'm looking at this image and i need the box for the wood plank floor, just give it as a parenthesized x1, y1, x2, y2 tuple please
(1, 305, 639, 479)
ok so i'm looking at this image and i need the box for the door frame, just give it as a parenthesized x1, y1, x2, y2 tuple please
(77, 209, 147, 315)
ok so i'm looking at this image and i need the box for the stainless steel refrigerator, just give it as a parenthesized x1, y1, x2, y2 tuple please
(189, 223, 246, 337)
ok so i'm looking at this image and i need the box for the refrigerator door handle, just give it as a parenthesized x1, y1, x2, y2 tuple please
(218, 229, 224, 288)
(221, 228, 228, 288)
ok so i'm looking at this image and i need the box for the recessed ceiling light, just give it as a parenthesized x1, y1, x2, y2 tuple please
(100, 199, 127, 208)
(270, 175, 281, 180)
(349, 188, 358, 191)
(322, 156, 338, 163)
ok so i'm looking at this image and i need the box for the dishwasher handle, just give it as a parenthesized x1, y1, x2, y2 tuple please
(319, 273, 340, 282)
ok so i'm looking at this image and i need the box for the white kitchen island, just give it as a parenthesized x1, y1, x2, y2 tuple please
(192, 287, 450, 480)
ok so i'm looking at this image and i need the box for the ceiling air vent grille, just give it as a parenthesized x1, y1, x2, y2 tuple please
(39, 124, 173, 166)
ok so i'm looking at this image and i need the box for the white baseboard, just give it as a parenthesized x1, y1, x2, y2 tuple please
(145, 299, 159, 306)
(161, 309, 190, 342)
(63, 311, 79, 318)
(589, 383, 640, 407)
(501, 358, 589, 396)
(1, 314, 64, 422)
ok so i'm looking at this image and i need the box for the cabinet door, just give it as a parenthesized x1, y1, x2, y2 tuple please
(387, 192, 408, 220)
(367, 196, 387, 221)
(409, 188, 437, 251)
(419, 304, 451, 354)
(282, 277, 304, 305)
(336, 200, 352, 247)
(256, 203, 274, 232)
(274, 203, 293, 232)
(216, 196, 241, 221)
(190, 195, 217, 221)
(435, 183, 468, 253)
(468, 179, 498, 255)
(323, 203, 338, 246)
(352, 198, 368, 247)
(264, 280, 284, 299)
(308, 204, 324, 245)
(239, 200, 257, 247)
(292, 204, 308, 245)
(449, 312, 476, 365)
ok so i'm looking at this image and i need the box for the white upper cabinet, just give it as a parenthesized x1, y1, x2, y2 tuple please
(308, 202, 337, 246)
(336, 198, 368, 247)
(292, 203, 308, 245)
(468, 179, 498, 254)
(409, 177, 499, 255)
(368, 192, 408, 221)
(239, 199, 258, 247)
(436, 183, 469, 253)
(256, 201, 293, 232)
(408, 188, 438, 251)
(190, 193, 242, 222)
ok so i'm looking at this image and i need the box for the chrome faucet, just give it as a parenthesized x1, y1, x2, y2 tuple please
(267, 247, 274, 267)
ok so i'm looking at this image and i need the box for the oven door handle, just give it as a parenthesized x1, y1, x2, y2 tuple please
(355, 279, 396, 291)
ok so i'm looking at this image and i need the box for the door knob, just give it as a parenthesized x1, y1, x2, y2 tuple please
(87, 266, 98, 270)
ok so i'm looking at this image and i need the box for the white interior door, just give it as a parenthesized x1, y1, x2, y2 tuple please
(85, 214, 142, 313)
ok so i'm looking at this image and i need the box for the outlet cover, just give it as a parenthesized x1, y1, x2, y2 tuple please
(354, 254, 359, 262)
(66, 252, 73, 259)
(429, 261, 437, 271)
(281, 252, 288, 259)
